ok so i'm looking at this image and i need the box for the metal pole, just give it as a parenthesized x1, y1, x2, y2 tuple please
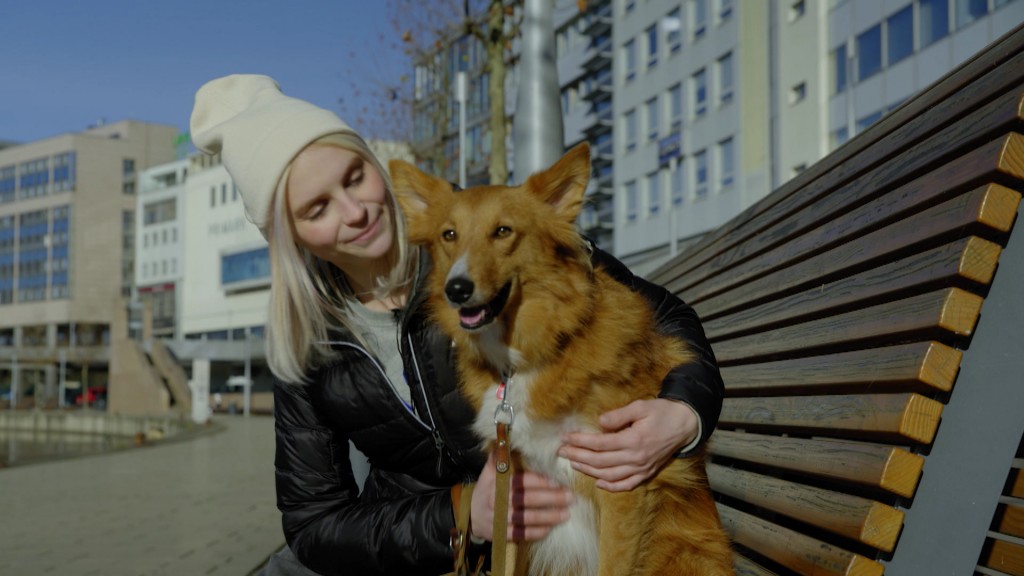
(9, 354, 16, 411)
(457, 71, 468, 188)
(243, 329, 251, 417)
(58, 349, 66, 408)
(669, 156, 679, 257)
(514, 0, 564, 181)
(846, 37, 856, 140)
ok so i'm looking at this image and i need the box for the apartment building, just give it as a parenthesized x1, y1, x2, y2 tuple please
(0, 120, 178, 406)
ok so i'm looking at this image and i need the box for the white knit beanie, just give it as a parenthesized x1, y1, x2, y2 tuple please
(190, 74, 357, 236)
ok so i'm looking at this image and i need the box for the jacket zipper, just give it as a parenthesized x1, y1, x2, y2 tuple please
(406, 332, 448, 476)
(325, 341, 431, 434)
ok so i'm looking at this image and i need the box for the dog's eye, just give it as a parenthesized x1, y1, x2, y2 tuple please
(495, 226, 512, 238)
(442, 229, 457, 242)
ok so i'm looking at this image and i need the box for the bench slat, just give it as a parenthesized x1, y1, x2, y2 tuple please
(734, 554, 780, 576)
(719, 392, 943, 444)
(996, 504, 1024, 539)
(707, 463, 904, 552)
(688, 174, 1021, 312)
(713, 288, 984, 363)
(710, 430, 924, 498)
(1013, 469, 1024, 499)
(716, 503, 884, 576)
(980, 538, 1024, 576)
(703, 236, 1002, 341)
(659, 96, 1024, 297)
(719, 342, 962, 396)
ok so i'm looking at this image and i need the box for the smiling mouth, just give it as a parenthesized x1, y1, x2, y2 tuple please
(458, 281, 512, 330)
(349, 218, 380, 244)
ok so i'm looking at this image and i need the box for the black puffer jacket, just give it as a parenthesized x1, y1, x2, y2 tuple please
(273, 247, 723, 575)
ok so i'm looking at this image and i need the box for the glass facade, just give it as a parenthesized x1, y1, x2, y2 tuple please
(51, 206, 70, 299)
(17, 210, 48, 302)
(0, 216, 13, 304)
(221, 247, 270, 289)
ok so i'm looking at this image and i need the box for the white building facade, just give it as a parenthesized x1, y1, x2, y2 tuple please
(555, 0, 1022, 274)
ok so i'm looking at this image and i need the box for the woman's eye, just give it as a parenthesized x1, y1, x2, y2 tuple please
(495, 226, 512, 238)
(442, 229, 457, 241)
(307, 202, 326, 220)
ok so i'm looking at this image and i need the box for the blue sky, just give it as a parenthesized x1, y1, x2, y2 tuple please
(0, 0, 410, 144)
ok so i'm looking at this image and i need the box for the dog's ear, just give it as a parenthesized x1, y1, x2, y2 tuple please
(525, 142, 590, 222)
(388, 159, 447, 216)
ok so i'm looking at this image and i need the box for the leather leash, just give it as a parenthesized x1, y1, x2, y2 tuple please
(491, 371, 525, 576)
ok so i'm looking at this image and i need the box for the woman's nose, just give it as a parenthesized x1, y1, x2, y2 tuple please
(335, 191, 367, 225)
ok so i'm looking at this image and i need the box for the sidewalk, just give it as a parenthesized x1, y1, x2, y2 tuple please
(0, 415, 283, 575)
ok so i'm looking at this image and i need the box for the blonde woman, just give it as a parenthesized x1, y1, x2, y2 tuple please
(190, 74, 723, 575)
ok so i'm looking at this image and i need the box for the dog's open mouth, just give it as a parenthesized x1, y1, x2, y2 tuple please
(458, 281, 512, 330)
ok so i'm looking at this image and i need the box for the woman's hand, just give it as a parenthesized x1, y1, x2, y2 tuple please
(470, 450, 574, 542)
(558, 398, 698, 492)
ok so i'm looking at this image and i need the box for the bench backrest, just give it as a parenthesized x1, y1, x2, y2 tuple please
(649, 23, 1024, 576)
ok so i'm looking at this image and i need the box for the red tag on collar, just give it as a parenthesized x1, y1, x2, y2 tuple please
(496, 381, 506, 400)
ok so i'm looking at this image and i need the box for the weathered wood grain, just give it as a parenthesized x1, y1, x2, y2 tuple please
(718, 342, 962, 396)
(712, 288, 983, 364)
(718, 393, 943, 444)
(709, 430, 925, 498)
(717, 503, 884, 576)
(707, 463, 904, 551)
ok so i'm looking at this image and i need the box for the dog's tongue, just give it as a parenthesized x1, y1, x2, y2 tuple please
(459, 306, 487, 328)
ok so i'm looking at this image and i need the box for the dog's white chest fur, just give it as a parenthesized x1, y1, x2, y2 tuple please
(473, 372, 599, 576)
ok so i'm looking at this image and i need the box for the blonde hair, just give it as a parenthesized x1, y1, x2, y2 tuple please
(264, 132, 417, 383)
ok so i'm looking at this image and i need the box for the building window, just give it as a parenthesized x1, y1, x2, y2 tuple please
(920, 0, 950, 48)
(857, 24, 882, 81)
(646, 98, 659, 141)
(833, 42, 848, 94)
(51, 205, 70, 300)
(666, 8, 682, 53)
(719, 137, 735, 188)
(221, 247, 271, 291)
(19, 158, 49, 199)
(625, 180, 638, 221)
(17, 210, 48, 302)
(719, 0, 733, 22)
(624, 39, 637, 82)
(210, 186, 216, 207)
(646, 25, 658, 69)
(669, 83, 683, 130)
(693, 68, 707, 117)
(789, 0, 806, 21)
(123, 158, 136, 176)
(625, 0, 635, 14)
(143, 198, 177, 225)
(0, 165, 14, 204)
(53, 152, 76, 192)
(647, 172, 661, 215)
(887, 5, 914, 65)
(0, 215, 15, 304)
(693, 0, 708, 39)
(832, 126, 850, 149)
(790, 81, 807, 104)
(624, 109, 638, 152)
(956, 0, 989, 29)
(695, 150, 708, 198)
(718, 52, 734, 105)
(857, 109, 884, 132)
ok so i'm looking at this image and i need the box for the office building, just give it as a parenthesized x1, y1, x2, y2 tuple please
(0, 120, 178, 407)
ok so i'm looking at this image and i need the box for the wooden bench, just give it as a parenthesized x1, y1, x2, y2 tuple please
(648, 23, 1024, 576)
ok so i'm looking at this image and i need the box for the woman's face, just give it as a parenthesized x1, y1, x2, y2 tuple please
(286, 144, 394, 271)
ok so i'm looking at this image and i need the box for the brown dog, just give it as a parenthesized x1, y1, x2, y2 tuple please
(390, 143, 733, 576)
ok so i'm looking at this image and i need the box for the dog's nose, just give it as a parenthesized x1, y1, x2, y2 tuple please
(445, 277, 474, 304)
